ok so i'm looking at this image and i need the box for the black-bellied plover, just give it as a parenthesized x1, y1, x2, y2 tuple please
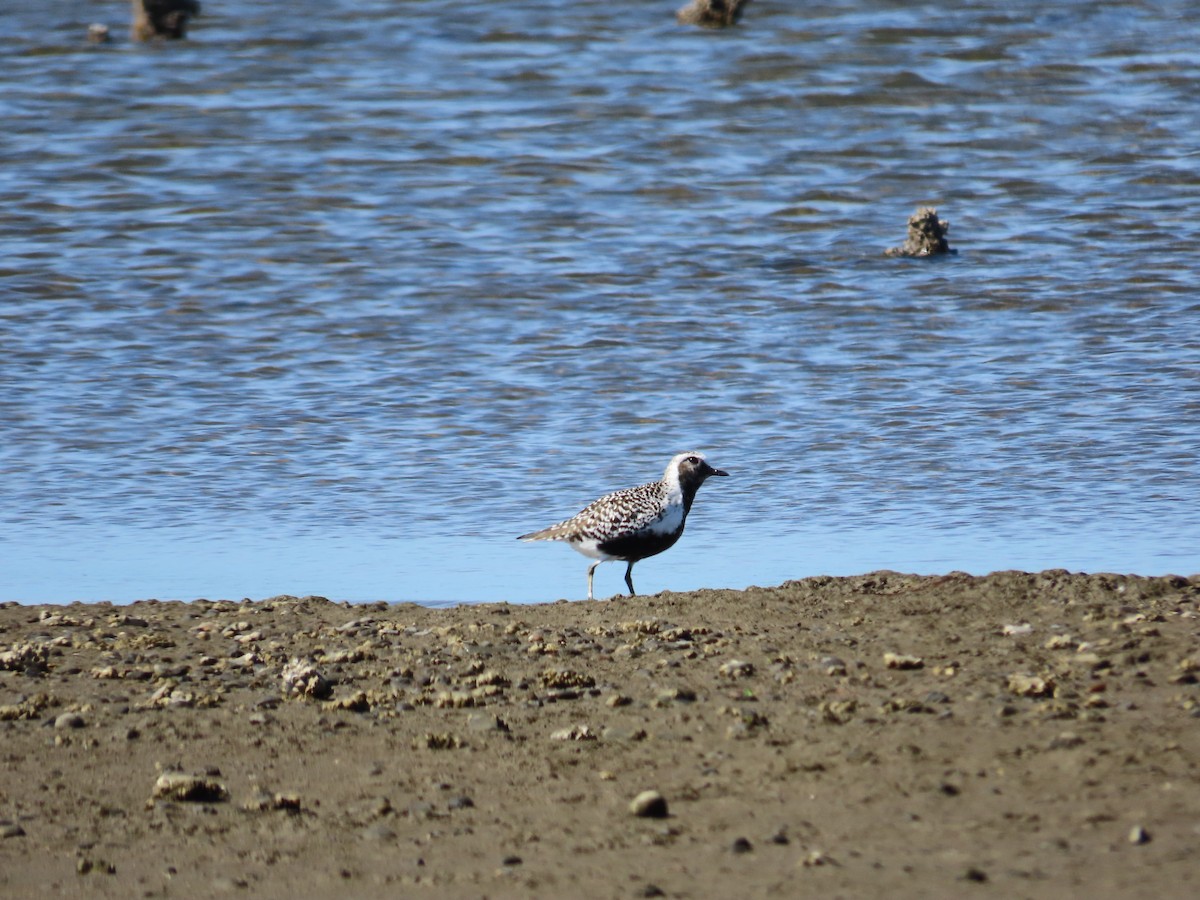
(518, 452, 729, 600)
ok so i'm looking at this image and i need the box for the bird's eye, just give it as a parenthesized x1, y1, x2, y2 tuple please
(686, 456, 700, 464)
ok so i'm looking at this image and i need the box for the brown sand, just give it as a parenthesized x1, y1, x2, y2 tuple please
(2, 570, 1198, 898)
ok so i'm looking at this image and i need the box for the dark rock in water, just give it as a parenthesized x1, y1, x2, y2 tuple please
(676, 0, 751, 28)
(132, 0, 201, 41)
(886, 206, 955, 258)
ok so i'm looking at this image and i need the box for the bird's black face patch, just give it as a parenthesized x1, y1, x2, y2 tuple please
(677, 455, 728, 487)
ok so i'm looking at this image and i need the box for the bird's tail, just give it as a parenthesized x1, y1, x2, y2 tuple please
(517, 520, 574, 542)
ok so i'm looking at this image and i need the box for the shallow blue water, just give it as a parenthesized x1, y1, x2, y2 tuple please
(2, 1, 1198, 603)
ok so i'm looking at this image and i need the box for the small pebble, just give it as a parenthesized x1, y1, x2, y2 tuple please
(361, 823, 397, 842)
(151, 772, 229, 804)
(630, 790, 669, 819)
(718, 659, 755, 678)
(1129, 824, 1152, 845)
(1, 821, 26, 838)
(820, 656, 847, 676)
(55, 713, 86, 730)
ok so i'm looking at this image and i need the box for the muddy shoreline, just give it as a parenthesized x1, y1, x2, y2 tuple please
(2, 570, 1198, 898)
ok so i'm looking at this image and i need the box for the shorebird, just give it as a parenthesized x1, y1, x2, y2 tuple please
(518, 452, 729, 600)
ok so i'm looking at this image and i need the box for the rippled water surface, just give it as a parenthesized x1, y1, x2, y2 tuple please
(3, 0, 1199, 603)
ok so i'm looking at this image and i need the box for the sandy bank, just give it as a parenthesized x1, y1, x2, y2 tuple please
(1, 570, 1198, 898)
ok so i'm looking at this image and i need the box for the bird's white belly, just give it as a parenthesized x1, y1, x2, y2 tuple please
(568, 537, 610, 560)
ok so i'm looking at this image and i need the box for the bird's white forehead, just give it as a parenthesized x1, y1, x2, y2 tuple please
(666, 451, 706, 473)
(663, 451, 707, 487)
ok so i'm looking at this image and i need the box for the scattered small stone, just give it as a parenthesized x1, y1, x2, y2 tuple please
(819, 656, 847, 676)
(1007, 673, 1056, 697)
(718, 659, 755, 679)
(602, 726, 648, 742)
(421, 733, 465, 750)
(76, 856, 116, 875)
(405, 801, 436, 821)
(541, 669, 594, 689)
(501, 854, 523, 866)
(1, 821, 26, 838)
(731, 836, 753, 853)
(272, 792, 302, 812)
(467, 713, 511, 733)
(361, 822, 397, 842)
(241, 790, 275, 812)
(1168, 658, 1198, 684)
(962, 867, 988, 882)
(655, 687, 697, 705)
(639, 885, 666, 898)
(798, 849, 836, 867)
(331, 691, 370, 712)
(0, 643, 50, 675)
(630, 790, 669, 819)
(282, 659, 332, 700)
(1075, 652, 1108, 670)
(820, 699, 857, 724)
(1048, 732, 1085, 750)
(54, 712, 86, 730)
(473, 669, 510, 688)
(142, 683, 196, 709)
(884, 653, 924, 670)
(1002, 623, 1034, 636)
(355, 795, 392, 818)
(1129, 824, 1152, 845)
(150, 772, 229, 804)
(724, 707, 769, 739)
(551, 724, 596, 741)
(885, 206, 954, 258)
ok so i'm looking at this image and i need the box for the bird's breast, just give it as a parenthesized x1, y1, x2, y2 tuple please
(646, 500, 685, 536)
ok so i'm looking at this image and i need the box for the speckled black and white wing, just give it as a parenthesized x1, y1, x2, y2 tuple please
(518, 480, 672, 547)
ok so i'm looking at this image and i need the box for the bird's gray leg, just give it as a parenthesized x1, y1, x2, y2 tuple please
(624, 561, 636, 596)
(587, 561, 601, 601)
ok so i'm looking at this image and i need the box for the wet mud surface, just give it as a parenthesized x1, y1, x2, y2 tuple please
(2, 570, 1198, 898)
